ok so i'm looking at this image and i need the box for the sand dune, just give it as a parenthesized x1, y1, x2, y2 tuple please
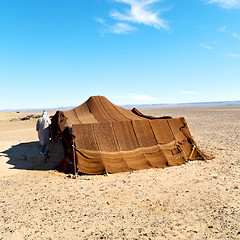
(0, 106, 239, 239)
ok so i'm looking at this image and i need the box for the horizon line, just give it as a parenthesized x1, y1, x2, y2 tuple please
(1, 100, 240, 112)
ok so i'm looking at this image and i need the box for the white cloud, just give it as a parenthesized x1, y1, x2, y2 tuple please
(200, 43, 213, 50)
(181, 91, 201, 96)
(225, 53, 240, 57)
(218, 25, 226, 32)
(110, 22, 137, 34)
(110, 0, 168, 30)
(95, 18, 105, 24)
(95, 19, 137, 35)
(233, 33, 240, 39)
(96, 0, 168, 35)
(208, 0, 240, 8)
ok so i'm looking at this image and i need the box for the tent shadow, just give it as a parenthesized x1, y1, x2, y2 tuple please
(2, 141, 63, 171)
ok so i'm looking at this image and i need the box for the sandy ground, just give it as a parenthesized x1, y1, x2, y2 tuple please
(0, 106, 239, 239)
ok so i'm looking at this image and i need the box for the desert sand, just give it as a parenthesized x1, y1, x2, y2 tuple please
(0, 106, 239, 239)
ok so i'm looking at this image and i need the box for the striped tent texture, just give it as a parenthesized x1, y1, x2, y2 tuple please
(51, 96, 206, 174)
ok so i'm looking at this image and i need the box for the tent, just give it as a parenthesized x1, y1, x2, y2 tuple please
(50, 96, 206, 174)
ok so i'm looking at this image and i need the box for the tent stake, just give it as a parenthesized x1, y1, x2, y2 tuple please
(189, 145, 196, 160)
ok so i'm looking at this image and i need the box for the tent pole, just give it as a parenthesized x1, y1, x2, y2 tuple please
(44, 137, 58, 164)
(72, 140, 77, 177)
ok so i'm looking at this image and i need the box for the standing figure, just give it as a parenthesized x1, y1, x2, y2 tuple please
(36, 111, 51, 155)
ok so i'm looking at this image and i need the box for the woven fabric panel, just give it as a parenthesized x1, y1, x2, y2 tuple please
(64, 109, 82, 125)
(162, 149, 186, 166)
(149, 119, 174, 144)
(120, 152, 152, 171)
(74, 142, 188, 174)
(87, 96, 115, 123)
(179, 117, 192, 137)
(76, 152, 105, 175)
(98, 96, 132, 121)
(179, 140, 192, 158)
(74, 102, 98, 124)
(101, 155, 129, 173)
(143, 148, 168, 168)
(113, 121, 139, 151)
(132, 120, 157, 147)
(72, 124, 99, 151)
(167, 118, 187, 143)
(93, 122, 119, 152)
(116, 107, 144, 121)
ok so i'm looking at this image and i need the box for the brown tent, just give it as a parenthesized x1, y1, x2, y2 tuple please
(50, 96, 206, 174)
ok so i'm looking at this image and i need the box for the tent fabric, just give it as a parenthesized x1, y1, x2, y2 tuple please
(51, 96, 206, 174)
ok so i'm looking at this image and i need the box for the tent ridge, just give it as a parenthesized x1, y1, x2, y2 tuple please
(98, 96, 118, 122)
(112, 101, 132, 121)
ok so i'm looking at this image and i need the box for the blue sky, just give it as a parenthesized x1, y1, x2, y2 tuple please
(0, 0, 240, 109)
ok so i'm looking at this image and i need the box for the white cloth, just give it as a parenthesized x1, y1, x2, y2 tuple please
(36, 111, 51, 146)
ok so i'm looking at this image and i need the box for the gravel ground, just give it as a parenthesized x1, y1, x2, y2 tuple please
(0, 106, 239, 239)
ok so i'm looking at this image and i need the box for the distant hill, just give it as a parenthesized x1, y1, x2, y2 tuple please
(1, 101, 240, 112)
(121, 100, 240, 109)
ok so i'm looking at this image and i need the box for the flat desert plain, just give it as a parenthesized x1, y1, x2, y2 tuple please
(0, 106, 239, 240)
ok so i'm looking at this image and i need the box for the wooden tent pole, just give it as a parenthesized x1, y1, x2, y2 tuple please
(72, 140, 77, 177)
